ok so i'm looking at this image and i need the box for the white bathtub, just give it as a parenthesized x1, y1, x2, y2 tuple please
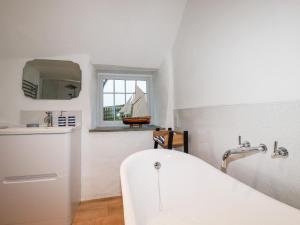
(120, 149, 300, 225)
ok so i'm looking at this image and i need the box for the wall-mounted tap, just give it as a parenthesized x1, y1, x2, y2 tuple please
(44, 111, 53, 127)
(238, 135, 250, 148)
(221, 136, 267, 172)
(272, 141, 288, 158)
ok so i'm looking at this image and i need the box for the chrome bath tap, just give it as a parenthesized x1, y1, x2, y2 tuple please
(221, 136, 267, 172)
(44, 111, 53, 127)
(272, 141, 288, 158)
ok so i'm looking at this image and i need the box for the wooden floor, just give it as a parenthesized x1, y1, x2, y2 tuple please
(72, 197, 125, 225)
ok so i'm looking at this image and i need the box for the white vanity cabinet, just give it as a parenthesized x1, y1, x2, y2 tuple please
(0, 127, 81, 225)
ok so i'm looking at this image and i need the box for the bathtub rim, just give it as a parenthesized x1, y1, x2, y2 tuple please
(120, 149, 300, 225)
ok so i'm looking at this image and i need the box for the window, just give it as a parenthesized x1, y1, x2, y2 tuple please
(97, 73, 153, 126)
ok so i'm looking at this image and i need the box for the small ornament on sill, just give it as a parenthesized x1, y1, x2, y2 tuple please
(119, 85, 151, 127)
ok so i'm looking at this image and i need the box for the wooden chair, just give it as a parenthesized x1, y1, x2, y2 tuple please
(153, 128, 188, 153)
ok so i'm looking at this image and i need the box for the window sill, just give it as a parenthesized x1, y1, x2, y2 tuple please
(89, 125, 162, 133)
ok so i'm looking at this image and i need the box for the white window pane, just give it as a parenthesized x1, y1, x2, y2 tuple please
(115, 94, 125, 106)
(126, 80, 135, 93)
(103, 79, 113, 92)
(137, 81, 147, 93)
(115, 80, 125, 93)
(126, 93, 133, 102)
(103, 94, 114, 107)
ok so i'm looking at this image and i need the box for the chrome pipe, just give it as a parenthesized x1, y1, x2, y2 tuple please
(221, 143, 267, 172)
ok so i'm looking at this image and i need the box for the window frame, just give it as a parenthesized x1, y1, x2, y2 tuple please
(97, 73, 153, 127)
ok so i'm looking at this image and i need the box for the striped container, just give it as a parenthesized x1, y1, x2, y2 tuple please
(58, 116, 66, 127)
(68, 116, 76, 127)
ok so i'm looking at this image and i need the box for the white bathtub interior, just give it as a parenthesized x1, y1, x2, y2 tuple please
(121, 149, 300, 225)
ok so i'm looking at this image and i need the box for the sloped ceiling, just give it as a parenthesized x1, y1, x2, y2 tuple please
(0, 0, 187, 68)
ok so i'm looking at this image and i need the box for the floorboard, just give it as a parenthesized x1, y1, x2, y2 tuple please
(73, 197, 124, 225)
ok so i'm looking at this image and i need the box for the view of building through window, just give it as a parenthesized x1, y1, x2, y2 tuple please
(102, 79, 147, 121)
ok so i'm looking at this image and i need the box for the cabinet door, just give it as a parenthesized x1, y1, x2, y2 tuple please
(0, 134, 71, 179)
(0, 176, 72, 225)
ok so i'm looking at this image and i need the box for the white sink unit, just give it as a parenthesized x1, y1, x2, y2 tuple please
(0, 126, 81, 225)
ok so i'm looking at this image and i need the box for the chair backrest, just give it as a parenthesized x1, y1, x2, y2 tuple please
(153, 128, 188, 153)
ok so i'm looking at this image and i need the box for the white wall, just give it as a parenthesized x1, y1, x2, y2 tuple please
(173, 0, 300, 109)
(0, 0, 189, 200)
(0, 55, 154, 200)
(85, 131, 153, 199)
(174, 101, 300, 209)
(0, 55, 93, 126)
(153, 54, 175, 128)
(168, 0, 300, 209)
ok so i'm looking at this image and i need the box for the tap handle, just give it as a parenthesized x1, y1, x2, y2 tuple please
(274, 141, 278, 151)
(272, 141, 288, 158)
(238, 135, 251, 148)
(60, 111, 67, 116)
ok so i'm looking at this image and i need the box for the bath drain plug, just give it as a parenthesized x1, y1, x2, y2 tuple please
(154, 162, 161, 170)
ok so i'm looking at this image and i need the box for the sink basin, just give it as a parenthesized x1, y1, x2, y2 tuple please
(0, 126, 80, 135)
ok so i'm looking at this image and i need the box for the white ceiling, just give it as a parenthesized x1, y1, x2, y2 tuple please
(0, 0, 187, 68)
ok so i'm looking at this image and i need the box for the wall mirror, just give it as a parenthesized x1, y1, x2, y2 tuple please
(22, 59, 82, 100)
